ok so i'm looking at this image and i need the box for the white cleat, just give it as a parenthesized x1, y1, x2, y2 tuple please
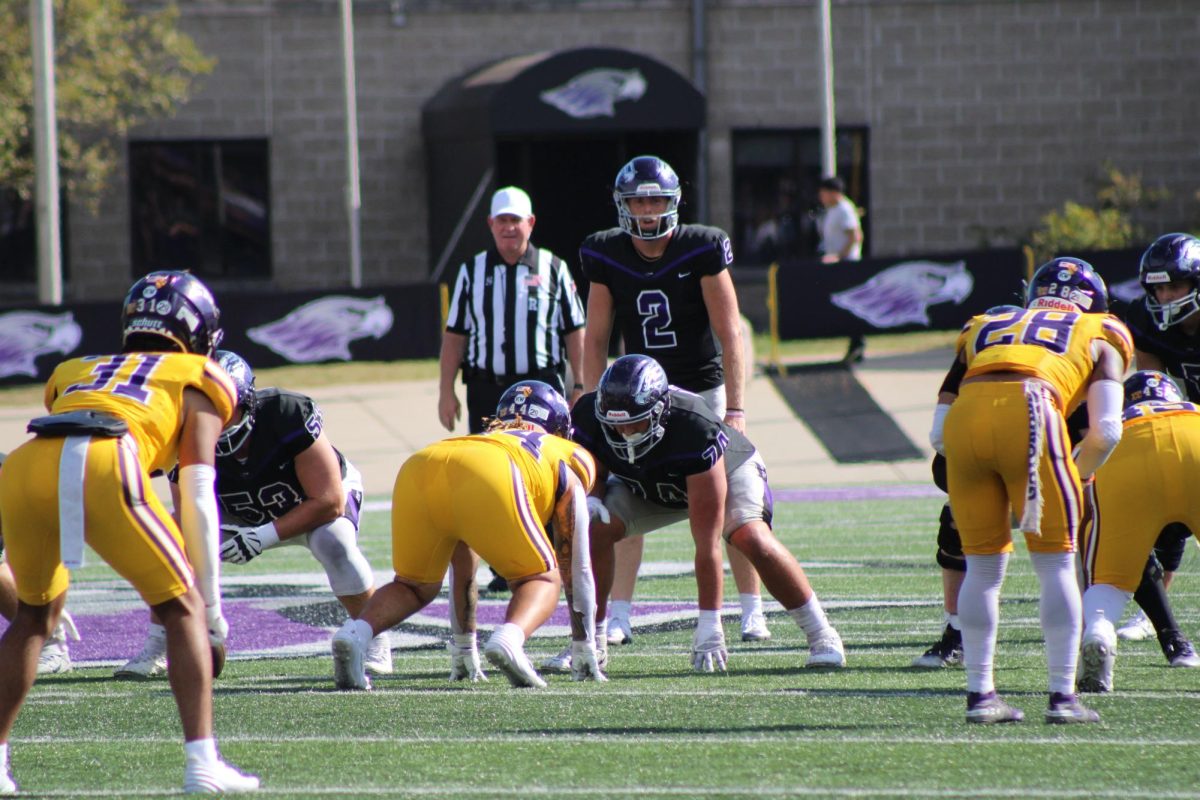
(364, 631, 394, 676)
(1078, 619, 1117, 693)
(607, 617, 633, 646)
(484, 638, 546, 688)
(740, 611, 772, 642)
(37, 611, 80, 675)
(805, 629, 847, 668)
(183, 759, 260, 794)
(332, 622, 371, 691)
(1116, 610, 1154, 641)
(114, 637, 169, 680)
(0, 766, 15, 794)
(540, 645, 573, 674)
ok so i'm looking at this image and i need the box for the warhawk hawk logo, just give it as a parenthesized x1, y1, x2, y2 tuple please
(0, 311, 82, 378)
(831, 260, 974, 328)
(540, 68, 647, 119)
(247, 296, 393, 363)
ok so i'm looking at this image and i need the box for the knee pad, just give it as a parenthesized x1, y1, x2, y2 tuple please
(936, 503, 966, 572)
(308, 516, 374, 596)
(1154, 523, 1190, 572)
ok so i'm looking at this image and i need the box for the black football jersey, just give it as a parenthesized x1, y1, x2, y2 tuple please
(580, 224, 734, 391)
(1123, 301, 1200, 401)
(572, 388, 755, 510)
(170, 388, 346, 526)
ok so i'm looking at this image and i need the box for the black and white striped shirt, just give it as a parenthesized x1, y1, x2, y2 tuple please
(445, 244, 586, 379)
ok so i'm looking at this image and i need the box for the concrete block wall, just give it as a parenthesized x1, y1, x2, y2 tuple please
(59, 0, 1198, 300)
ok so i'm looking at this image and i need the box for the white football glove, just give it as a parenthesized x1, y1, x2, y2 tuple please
(586, 496, 610, 524)
(206, 604, 229, 648)
(570, 640, 609, 682)
(219, 523, 277, 564)
(448, 635, 487, 682)
(691, 623, 728, 673)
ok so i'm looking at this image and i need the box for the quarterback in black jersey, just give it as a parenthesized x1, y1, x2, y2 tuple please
(568, 355, 845, 674)
(115, 351, 394, 679)
(577, 155, 768, 649)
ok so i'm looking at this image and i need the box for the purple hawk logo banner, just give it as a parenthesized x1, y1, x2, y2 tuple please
(0, 311, 83, 378)
(540, 68, 647, 119)
(831, 260, 974, 328)
(247, 296, 394, 363)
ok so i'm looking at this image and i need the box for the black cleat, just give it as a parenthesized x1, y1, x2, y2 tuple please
(1159, 629, 1200, 668)
(912, 624, 963, 669)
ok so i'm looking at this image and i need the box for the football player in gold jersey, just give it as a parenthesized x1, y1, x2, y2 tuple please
(930, 257, 1132, 725)
(1078, 371, 1200, 692)
(0, 271, 259, 795)
(332, 380, 604, 690)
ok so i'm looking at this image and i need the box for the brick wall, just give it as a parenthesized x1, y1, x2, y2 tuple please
(59, 0, 1199, 300)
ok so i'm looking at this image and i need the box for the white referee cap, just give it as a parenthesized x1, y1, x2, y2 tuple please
(490, 186, 533, 219)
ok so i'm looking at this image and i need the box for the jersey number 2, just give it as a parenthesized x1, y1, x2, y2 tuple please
(637, 290, 677, 349)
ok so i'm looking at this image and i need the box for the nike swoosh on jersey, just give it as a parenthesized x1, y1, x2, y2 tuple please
(678, 271, 692, 278)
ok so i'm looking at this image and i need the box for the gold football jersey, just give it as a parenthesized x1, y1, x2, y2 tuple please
(42, 352, 236, 474)
(956, 308, 1133, 412)
(461, 428, 596, 522)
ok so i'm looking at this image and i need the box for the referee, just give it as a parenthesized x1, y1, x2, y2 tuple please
(438, 185, 586, 434)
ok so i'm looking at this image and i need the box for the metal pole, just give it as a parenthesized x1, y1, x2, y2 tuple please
(339, 0, 363, 288)
(691, 0, 708, 222)
(31, 0, 62, 305)
(816, 0, 837, 178)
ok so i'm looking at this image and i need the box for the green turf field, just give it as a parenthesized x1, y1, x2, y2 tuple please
(10, 494, 1200, 798)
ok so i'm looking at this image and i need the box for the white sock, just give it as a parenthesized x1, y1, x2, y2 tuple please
(946, 613, 961, 631)
(609, 600, 631, 624)
(594, 617, 608, 641)
(960, 553, 1008, 695)
(0, 742, 8, 768)
(492, 622, 527, 651)
(184, 737, 218, 764)
(787, 595, 830, 640)
(1082, 584, 1131, 630)
(739, 593, 763, 619)
(147, 622, 167, 645)
(1030, 551, 1083, 695)
(349, 619, 373, 648)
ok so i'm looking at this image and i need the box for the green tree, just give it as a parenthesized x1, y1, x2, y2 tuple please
(0, 0, 213, 210)
(1028, 163, 1169, 262)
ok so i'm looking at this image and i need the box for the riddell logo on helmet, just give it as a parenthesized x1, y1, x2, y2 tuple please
(605, 410, 632, 421)
(1144, 271, 1171, 283)
(1029, 296, 1078, 312)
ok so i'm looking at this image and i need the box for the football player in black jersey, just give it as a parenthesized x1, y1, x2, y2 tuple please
(114, 351, 394, 679)
(578, 155, 770, 648)
(1112, 232, 1200, 667)
(563, 355, 845, 673)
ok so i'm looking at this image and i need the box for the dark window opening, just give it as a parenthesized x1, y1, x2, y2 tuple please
(731, 128, 869, 267)
(129, 140, 271, 279)
(0, 188, 69, 292)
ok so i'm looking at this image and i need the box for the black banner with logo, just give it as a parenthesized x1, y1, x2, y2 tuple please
(773, 247, 1144, 340)
(0, 283, 442, 387)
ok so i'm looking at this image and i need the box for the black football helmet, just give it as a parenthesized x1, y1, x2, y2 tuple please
(215, 350, 258, 456)
(122, 271, 224, 357)
(613, 155, 681, 240)
(595, 354, 671, 463)
(495, 380, 572, 438)
(1123, 370, 1185, 408)
(1024, 257, 1108, 314)
(1139, 233, 1200, 331)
